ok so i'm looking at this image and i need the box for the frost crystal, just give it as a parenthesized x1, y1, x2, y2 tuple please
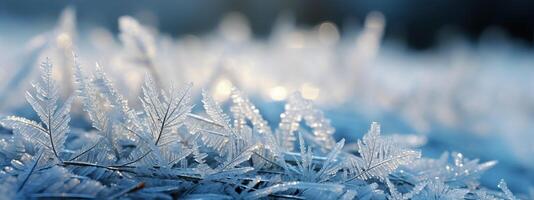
(345, 122, 421, 181)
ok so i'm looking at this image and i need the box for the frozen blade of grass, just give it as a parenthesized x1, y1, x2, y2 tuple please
(31, 193, 95, 199)
(245, 181, 344, 199)
(107, 182, 145, 199)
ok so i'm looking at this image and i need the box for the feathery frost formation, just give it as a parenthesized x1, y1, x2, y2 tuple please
(0, 58, 521, 199)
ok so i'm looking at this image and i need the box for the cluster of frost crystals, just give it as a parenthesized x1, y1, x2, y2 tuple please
(2, 9, 534, 182)
(0, 56, 524, 200)
(395, 152, 498, 188)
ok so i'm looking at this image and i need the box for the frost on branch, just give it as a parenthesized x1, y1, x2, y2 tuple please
(0, 57, 519, 199)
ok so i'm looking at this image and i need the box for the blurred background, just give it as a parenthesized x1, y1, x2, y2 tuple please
(2, 0, 534, 49)
(1, 0, 533, 195)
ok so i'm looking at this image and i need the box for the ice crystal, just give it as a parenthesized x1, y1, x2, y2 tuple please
(345, 122, 421, 181)
(277, 93, 336, 151)
(412, 180, 469, 200)
(498, 179, 518, 200)
(2, 60, 73, 161)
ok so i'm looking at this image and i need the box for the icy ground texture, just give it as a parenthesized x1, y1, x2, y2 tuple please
(0, 59, 524, 199)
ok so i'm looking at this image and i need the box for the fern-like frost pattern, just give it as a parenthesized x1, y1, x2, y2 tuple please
(0, 57, 520, 199)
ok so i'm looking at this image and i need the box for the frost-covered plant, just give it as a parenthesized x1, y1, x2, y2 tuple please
(0, 57, 522, 199)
